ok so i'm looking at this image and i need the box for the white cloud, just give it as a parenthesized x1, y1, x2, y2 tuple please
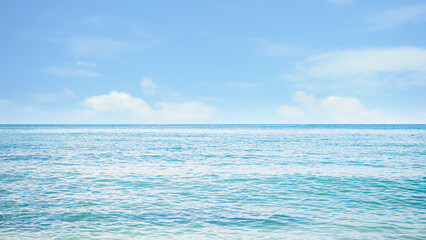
(140, 77, 157, 96)
(292, 91, 316, 110)
(81, 91, 217, 122)
(320, 96, 386, 123)
(44, 67, 102, 78)
(326, 0, 353, 7)
(278, 91, 404, 123)
(82, 91, 154, 117)
(282, 46, 426, 93)
(368, 3, 426, 30)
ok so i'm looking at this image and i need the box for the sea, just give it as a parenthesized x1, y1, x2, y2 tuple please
(0, 124, 425, 239)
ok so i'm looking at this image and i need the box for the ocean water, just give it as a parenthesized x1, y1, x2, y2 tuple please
(0, 124, 425, 239)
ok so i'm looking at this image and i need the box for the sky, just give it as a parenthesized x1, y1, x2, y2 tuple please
(0, 0, 425, 124)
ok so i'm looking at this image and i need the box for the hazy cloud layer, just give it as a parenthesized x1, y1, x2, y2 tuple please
(44, 61, 101, 78)
(282, 46, 426, 93)
(368, 2, 426, 30)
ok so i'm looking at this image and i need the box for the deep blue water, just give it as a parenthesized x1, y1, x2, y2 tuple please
(0, 124, 425, 239)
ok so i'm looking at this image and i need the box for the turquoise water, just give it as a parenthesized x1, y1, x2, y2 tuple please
(0, 124, 425, 239)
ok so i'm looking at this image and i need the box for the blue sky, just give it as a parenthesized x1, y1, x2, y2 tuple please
(0, 0, 425, 123)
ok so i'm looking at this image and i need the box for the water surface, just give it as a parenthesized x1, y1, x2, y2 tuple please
(0, 124, 425, 239)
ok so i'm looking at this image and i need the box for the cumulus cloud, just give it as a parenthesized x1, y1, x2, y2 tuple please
(82, 91, 217, 122)
(140, 77, 157, 96)
(368, 2, 426, 30)
(292, 91, 316, 110)
(282, 46, 426, 93)
(319, 96, 387, 123)
(278, 91, 404, 123)
(82, 91, 154, 117)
